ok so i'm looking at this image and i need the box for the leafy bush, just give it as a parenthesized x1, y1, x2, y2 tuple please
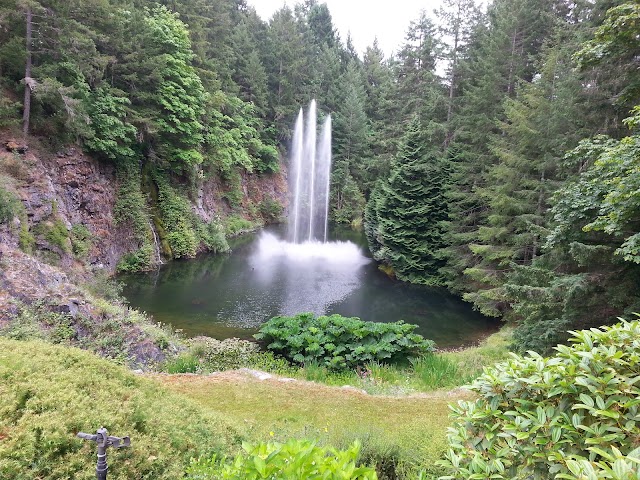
(439, 319, 640, 479)
(197, 219, 230, 254)
(0, 339, 239, 480)
(186, 439, 377, 480)
(224, 214, 256, 236)
(258, 197, 283, 223)
(255, 313, 435, 370)
(0, 185, 21, 224)
(116, 244, 154, 273)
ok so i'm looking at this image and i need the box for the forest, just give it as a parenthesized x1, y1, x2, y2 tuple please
(1, 0, 639, 352)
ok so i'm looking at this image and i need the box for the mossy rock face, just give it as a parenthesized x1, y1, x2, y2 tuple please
(0, 339, 241, 479)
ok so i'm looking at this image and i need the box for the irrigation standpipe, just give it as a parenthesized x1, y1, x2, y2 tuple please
(77, 427, 131, 480)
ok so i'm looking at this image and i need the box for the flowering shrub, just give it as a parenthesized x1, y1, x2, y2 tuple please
(439, 319, 640, 479)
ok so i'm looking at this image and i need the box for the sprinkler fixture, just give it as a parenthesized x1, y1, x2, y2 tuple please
(77, 427, 130, 480)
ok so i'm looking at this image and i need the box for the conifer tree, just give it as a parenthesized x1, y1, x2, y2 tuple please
(462, 28, 591, 317)
(441, 0, 564, 298)
(365, 118, 449, 285)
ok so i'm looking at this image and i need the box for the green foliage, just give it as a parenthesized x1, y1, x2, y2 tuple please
(70, 224, 93, 259)
(0, 338, 239, 480)
(186, 439, 377, 480)
(224, 215, 256, 236)
(507, 107, 640, 354)
(137, 6, 206, 171)
(0, 96, 20, 127)
(116, 245, 154, 273)
(440, 319, 640, 479)
(255, 313, 435, 370)
(165, 352, 200, 374)
(1, 299, 176, 368)
(113, 162, 150, 245)
(36, 218, 70, 253)
(186, 337, 262, 372)
(258, 197, 284, 223)
(83, 86, 137, 161)
(549, 128, 640, 264)
(197, 219, 230, 254)
(366, 118, 450, 285)
(0, 185, 20, 224)
(155, 177, 199, 258)
(18, 224, 35, 253)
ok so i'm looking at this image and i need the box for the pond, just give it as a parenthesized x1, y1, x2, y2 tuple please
(120, 227, 499, 348)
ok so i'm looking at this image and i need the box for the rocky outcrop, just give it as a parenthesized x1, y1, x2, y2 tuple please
(0, 245, 174, 368)
(1, 143, 135, 270)
(1, 136, 288, 270)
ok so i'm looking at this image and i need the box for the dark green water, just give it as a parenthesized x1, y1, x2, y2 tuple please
(120, 227, 498, 348)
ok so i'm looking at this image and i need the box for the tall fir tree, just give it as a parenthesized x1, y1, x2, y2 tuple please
(365, 118, 450, 285)
(441, 0, 566, 298)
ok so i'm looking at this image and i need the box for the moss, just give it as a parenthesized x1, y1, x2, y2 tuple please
(0, 339, 241, 479)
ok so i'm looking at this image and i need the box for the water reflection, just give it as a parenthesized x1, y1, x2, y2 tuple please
(120, 228, 498, 347)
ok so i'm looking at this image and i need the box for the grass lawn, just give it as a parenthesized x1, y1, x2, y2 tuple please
(156, 371, 474, 478)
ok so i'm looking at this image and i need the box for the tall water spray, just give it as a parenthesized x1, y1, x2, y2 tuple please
(288, 100, 332, 243)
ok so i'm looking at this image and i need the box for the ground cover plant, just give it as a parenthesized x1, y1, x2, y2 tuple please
(440, 319, 640, 479)
(186, 439, 377, 479)
(255, 313, 435, 370)
(0, 339, 240, 480)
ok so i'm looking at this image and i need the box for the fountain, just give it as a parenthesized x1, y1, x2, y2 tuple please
(288, 100, 333, 243)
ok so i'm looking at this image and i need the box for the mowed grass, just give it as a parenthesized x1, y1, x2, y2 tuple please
(156, 372, 473, 478)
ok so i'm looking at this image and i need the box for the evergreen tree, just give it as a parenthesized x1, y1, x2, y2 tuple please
(365, 118, 449, 285)
(361, 40, 395, 180)
(441, 0, 565, 298)
(435, 0, 483, 138)
(462, 27, 591, 317)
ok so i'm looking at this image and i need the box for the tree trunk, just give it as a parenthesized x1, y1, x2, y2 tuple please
(22, 6, 33, 137)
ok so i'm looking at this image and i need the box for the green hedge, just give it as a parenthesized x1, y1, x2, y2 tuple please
(255, 313, 435, 370)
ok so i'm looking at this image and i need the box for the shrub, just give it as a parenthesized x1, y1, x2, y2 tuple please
(116, 245, 154, 273)
(0, 185, 20, 224)
(224, 214, 255, 236)
(36, 218, 70, 252)
(255, 313, 435, 370)
(198, 220, 230, 254)
(258, 197, 283, 223)
(18, 224, 35, 253)
(0, 339, 239, 480)
(439, 319, 640, 479)
(186, 439, 377, 480)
